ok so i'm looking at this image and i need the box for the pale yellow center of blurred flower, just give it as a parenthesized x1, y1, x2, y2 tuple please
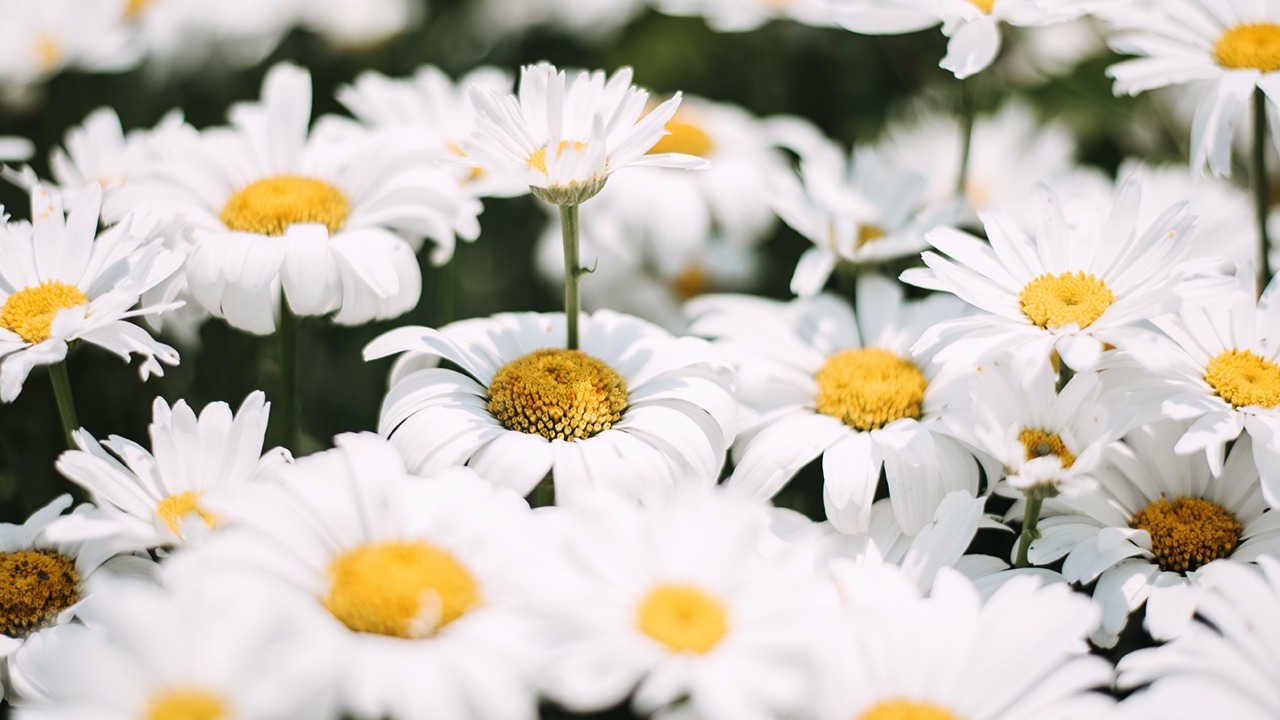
(1131, 497, 1242, 573)
(221, 175, 350, 237)
(1018, 272, 1115, 330)
(672, 265, 710, 302)
(34, 35, 60, 74)
(528, 141, 588, 175)
(1018, 428, 1075, 469)
(1204, 349, 1280, 409)
(0, 550, 80, 638)
(324, 540, 481, 638)
(147, 690, 227, 720)
(969, 0, 995, 13)
(648, 114, 715, 158)
(815, 348, 927, 431)
(636, 584, 728, 654)
(0, 281, 89, 344)
(125, 0, 156, 19)
(859, 700, 961, 720)
(156, 491, 219, 536)
(487, 348, 628, 441)
(857, 225, 886, 249)
(1215, 23, 1280, 73)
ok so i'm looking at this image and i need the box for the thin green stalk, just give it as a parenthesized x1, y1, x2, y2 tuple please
(560, 203, 582, 350)
(957, 75, 979, 200)
(1254, 88, 1273, 293)
(48, 361, 79, 449)
(277, 297, 299, 452)
(1014, 491, 1045, 569)
(435, 257, 456, 328)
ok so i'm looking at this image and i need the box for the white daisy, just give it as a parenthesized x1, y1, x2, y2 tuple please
(297, 0, 420, 49)
(0, 0, 140, 101)
(686, 276, 983, 535)
(534, 485, 838, 719)
(166, 432, 542, 720)
(468, 0, 648, 42)
(1106, 0, 1280, 176)
(651, 0, 835, 32)
(0, 184, 181, 402)
(364, 310, 736, 504)
(465, 62, 709, 206)
(51, 391, 290, 549)
(120, 0, 295, 72)
(1027, 420, 1280, 647)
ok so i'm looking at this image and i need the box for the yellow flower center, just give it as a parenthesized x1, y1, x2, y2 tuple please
(636, 583, 728, 654)
(528, 140, 588, 175)
(1204, 349, 1280, 409)
(969, 0, 995, 13)
(0, 281, 89, 345)
(1214, 23, 1280, 73)
(814, 348, 928, 432)
(0, 550, 80, 638)
(859, 700, 961, 720)
(323, 540, 482, 639)
(856, 225, 886, 249)
(155, 491, 219, 537)
(34, 35, 60, 73)
(125, 0, 155, 18)
(1131, 497, 1242, 573)
(647, 114, 715, 158)
(1018, 272, 1115, 330)
(672, 265, 710, 302)
(1018, 428, 1076, 469)
(487, 348, 629, 441)
(220, 175, 350, 237)
(146, 690, 227, 720)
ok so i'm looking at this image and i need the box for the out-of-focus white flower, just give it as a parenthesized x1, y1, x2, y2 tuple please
(652, 0, 835, 32)
(997, 18, 1107, 86)
(297, 0, 420, 49)
(0, 0, 140, 102)
(469, 0, 648, 42)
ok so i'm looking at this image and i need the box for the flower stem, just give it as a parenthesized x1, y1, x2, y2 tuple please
(1014, 491, 1045, 569)
(48, 360, 79, 449)
(560, 203, 582, 350)
(957, 75, 979, 200)
(277, 296, 300, 452)
(1254, 88, 1272, 293)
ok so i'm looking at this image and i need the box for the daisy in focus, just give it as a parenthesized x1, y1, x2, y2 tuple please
(0, 185, 181, 402)
(364, 311, 736, 504)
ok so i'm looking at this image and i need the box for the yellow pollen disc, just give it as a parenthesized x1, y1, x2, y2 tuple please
(220, 175, 350, 237)
(1214, 23, 1280, 73)
(672, 265, 710, 302)
(1204, 349, 1280, 409)
(814, 348, 928, 432)
(528, 140, 588, 175)
(0, 550, 80, 638)
(859, 700, 961, 720)
(323, 540, 482, 639)
(156, 491, 219, 537)
(1018, 272, 1116, 330)
(147, 690, 227, 720)
(0, 281, 89, 344)
(1018, 428, 1076, 469)
(487, 348, 628, 441)
(856, 225, 886, 249)
(34, 35, 61, 73)
(636, 584, 728, 654)
(1131, 496, 1242, 573)
(647, 115, 715, 158)
(969, 0, 995, 13)
(125, 0, 155, 18)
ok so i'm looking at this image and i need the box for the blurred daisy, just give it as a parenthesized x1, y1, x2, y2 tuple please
(1117, 557, 1280, 719)
(687, 277, 982, 535)
(1026, 421, 1280, 646)
(0, 0, 140, 102)
(0, 185, 181, 402)
(903, 178, 1198, 375)
(535, 486, 837, 719)
(52, 391, 290, 549)
(1107, 0, 1280, 176)
(465, 62, 708, 206)
(119, 0, 295, 72)
(652, 0, 834, 32)
(168, 433, 542, 720)
(469, 0, 648, 43)
(365, 310, 736, 504)
(297, 0, 420, 50)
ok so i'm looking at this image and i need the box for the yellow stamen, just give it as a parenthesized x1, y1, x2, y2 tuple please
(487, 349, 628, 441)
(672, 265, 710, 302)
(647, 114, 715, 158)
(0, 281, 89, 344)
(1204, 349, 1280, 409)
(324, 540, 482, 638)
(155, 491, 219, 537)
(34, 35, 60, 74)
(0, 550, 80, 638)
(636, 584, 728, 654)
(528, 141, 588, 175)
(859, 700, 961, 720)
(1215, 23, 1280, 73)
(857, 225, 886, 249)
(220, 175, 350, 237)
(1131, 497, 1242, 573)
(814, 348, 928, 431)
(147, 690, 227, 720)
(969, 0, 995, 13)
(1018, 428, 1076, 469)
(125, 0, 155, 18)
(1018, 272, 1115, 330)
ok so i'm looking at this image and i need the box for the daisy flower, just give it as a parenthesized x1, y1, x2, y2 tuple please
(8, 575, 338, 717)
(0, 0, 140, 101)
(0, 184, 181, 402)
(1116, 557, 1280, 719)
(465, 62, 709, 207)
(297, 0, 420, 50)
(651, 0, 835, 32)
(364, 310, 736, 504)
(902, 178, 1200, 375)
(1106, 0, 1280, 176)
(534, 486, 838, 719)
(469, 0, 648, 42)
(51, 391, 290, 549)
(686, 276, 983, 535)
(167, 433, 543, 720)
(1026, 420, 1280, 646)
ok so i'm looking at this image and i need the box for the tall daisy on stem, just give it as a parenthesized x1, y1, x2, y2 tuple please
(465, 62, 709, 349)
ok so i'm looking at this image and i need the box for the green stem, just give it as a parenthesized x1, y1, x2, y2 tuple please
(1014, 491, 1045, 569)
(49, 360, 79, 449)
(278, 297, 300, 452)
(957, 75, 979, 200)
(436, 256, 456, 328)
(1254, 88, 1272, 293)
(560, 203, 582, 350)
